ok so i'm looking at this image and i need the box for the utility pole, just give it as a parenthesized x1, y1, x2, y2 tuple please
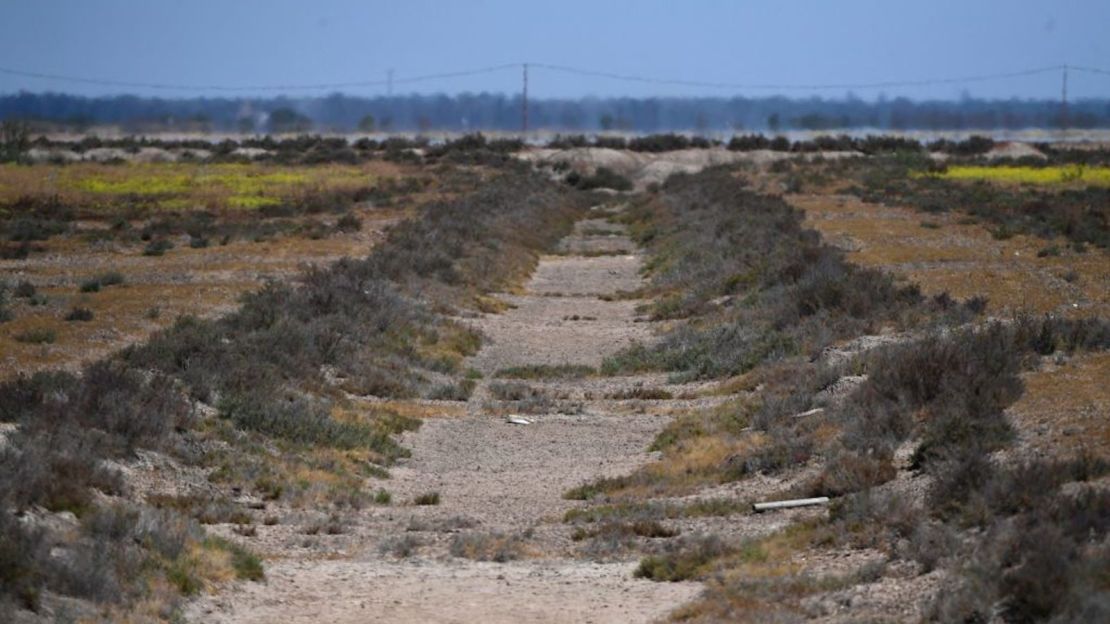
(1060, 64, 1069, 135)
(521, 63, 529, 135)
(387, 69, 394, 97)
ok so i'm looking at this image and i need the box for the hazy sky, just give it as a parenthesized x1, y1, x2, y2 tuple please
(2, 0, 1108, 100)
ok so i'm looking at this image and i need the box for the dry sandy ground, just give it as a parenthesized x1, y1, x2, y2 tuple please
(186, 209, 701, 623)
(792, 192, 1110, 462)
(791, 193, 1109, 319)
(0, 204, 406, 379)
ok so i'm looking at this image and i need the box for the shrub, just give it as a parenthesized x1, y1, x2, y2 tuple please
(571, 167, 634, 191)
(14, 328, 55, 344)
(5, 218, 67, 242)
(0, 283, 10, 323)
(0, 429, 125, 515)
(413, 492, 441, 506)
(143, 238, 173, 256)
(0, 510, 48, 610)
(449, 531, 528, 562)
(13, 281, 35, 298)
(634, 535, 732, 581)
(807, 451, 896, 497)
(336, 213, 362, 232)
(210, 536, 264, 581)
(65, 306, 94, 322)
(379, 535, 421, 558)
(488, 381, 544, 401)
(218, 392, 397, 452)
(494, 364, 595, 379)
(427, 379, 476, 401)
(607, 387, 673, 400)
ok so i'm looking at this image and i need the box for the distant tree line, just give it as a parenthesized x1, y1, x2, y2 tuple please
(1, 91, 1107, 133)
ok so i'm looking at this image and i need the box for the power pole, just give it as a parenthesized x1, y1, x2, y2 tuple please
(387, 69, 394, 97)
(1060, 64, 1069, 135)
(521, 63, 529, 135)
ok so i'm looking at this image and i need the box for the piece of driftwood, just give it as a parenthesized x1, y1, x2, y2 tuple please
(752, 496, 829, 512)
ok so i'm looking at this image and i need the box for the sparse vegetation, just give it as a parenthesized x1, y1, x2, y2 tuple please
(413, 492, 441, 506)
(494, 364, 596, 379)
(0, 167, 584, 620)
(1, 134, 1106, 622)
(64, 306, 95, 321)
(14, 328, 56, 344)
(602, 168, 965, 381)
(449, 531, 530, 562)
(848, 156, 1110, 248)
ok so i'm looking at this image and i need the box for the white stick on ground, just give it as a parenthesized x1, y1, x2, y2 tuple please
(752, 497, 829, 512)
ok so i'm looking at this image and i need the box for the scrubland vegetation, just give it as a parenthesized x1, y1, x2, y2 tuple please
(0, 162, 585, 620)
(602, 168, 977, 380)
(564, 166, 1110, 622)
(845, 155, 1110, 249)
(2, 131, 1108, 621)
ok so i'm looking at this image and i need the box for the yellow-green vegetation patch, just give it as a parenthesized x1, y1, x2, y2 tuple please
(0, 162, 377, 212)
(77, 172, 194, 195)
(927, 165, 1110, 186)
(227, 194, 282, 209)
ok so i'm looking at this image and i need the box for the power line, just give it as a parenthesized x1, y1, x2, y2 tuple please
(0, 61, 1108, 94)
(1070, 64, 1110, 77)
(531, 63, 1072, 91)
(0, 63, 519, 92)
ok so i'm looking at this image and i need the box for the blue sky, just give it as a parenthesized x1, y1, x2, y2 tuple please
(1, 0, 1108, 100)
